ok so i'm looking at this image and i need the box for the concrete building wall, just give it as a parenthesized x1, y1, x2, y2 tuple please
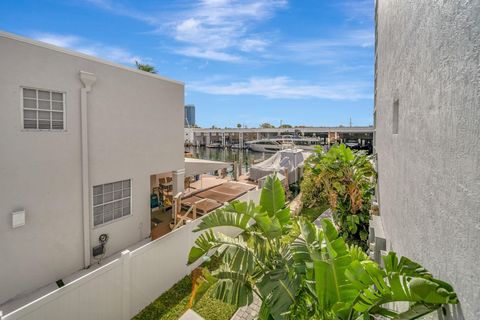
(0, 32, 184, 305)
(375, 1, 479, 319)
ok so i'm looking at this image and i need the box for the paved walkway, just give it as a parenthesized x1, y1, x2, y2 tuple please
(230, 293, 261, 320)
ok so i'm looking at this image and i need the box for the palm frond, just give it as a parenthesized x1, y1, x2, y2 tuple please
(194, 201, 255, 232)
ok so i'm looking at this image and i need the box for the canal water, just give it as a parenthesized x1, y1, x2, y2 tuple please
(185, 146, 270, 173)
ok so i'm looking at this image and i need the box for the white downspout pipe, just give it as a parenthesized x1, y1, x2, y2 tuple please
(79, 71, 96, 268)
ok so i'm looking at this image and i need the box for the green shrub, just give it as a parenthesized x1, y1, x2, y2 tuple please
(193, 292, 236, 320)
(300, 169, 326, 208)
(302, 144, 376, 250)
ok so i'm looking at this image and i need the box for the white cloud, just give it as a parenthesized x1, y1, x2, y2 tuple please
(82, 0, 373, 67)
(174, 47, 241, 62)
(169, 0, 286, 57)
(240, 38, 270, 52)
(84, 0, 159, 25)
(33, 32, 145, 65)
(188, 76, 372, 100)
(267, 29, 373, 65)
(34, 34, 80, 47)
(85, 0, 286, 61)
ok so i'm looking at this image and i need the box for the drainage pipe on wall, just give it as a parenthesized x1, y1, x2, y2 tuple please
(79, 71, 96, 268)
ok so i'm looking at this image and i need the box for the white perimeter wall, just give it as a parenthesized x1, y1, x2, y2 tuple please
(0, 33, 184, 305)
(0, 189, 261, 320)
(375, 1, 479, 319)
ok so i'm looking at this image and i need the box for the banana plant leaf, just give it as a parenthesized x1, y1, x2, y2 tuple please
(210, 264, 254, 307)
(193, 201, 256, 232)
(349, 252, 458, 318)
(314, 219, 358, 319)
(257, 267, 300, 320)
(260, 174, 286, 216)
(188, 231, 252, 265)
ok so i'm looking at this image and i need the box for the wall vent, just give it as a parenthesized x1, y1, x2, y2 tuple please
(392, 99, 399, 134)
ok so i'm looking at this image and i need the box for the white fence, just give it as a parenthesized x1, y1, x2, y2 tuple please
(1, 189, 261, 320)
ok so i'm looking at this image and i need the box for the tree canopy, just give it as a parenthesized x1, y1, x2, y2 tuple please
(260, 123, 275, 128)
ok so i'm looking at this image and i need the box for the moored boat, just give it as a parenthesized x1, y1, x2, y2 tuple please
(245, 139, 294, 152)
(206, 142, 223, 148)
(246, 135, 322, 152)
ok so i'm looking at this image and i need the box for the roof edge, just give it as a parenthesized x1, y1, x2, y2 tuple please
(0, 30, 184, 86)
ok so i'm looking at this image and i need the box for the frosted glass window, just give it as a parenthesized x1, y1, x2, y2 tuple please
(92, 179, 132, 226)
(22, 88, 65, 130)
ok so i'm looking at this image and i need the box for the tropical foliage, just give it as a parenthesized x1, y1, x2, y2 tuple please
(303, 144, 376, 250)
(135, 60, 157, 73)
(188, 176, 298, 319)
(289, 218, 458, 319)
(300, 167, 327, 209)
(188, 176, 457, 320)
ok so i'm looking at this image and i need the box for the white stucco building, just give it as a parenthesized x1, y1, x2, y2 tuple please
(0, 31, 184, 306)
(374, 1, 479, 319)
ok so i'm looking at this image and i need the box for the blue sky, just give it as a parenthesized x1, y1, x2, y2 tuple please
(0, 0, 374, 128)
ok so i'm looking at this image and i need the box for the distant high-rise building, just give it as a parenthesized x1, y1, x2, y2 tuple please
(184, 104, 195, 127)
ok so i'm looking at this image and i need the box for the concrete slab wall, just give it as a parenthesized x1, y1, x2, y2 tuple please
(375, 1, 480, 319)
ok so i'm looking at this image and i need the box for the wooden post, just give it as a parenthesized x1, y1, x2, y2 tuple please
(173, 192, 182, 227)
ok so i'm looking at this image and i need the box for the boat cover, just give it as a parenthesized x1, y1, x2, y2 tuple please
(249, 149, 310, 183)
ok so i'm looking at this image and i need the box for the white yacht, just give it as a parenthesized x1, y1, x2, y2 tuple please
(246, 136, 323, 152)
(206, 142, 223, 148)
(245, 139, 292, 152)
(230, 143, 246, 149)
(289, 137, 324, 151)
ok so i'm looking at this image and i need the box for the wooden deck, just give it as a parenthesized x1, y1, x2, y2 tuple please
(150, 179, 257, 240)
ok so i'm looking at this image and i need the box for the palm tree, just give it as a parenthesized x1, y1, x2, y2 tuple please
(135, 60, 157, 74)
(188, 175, 458, 319)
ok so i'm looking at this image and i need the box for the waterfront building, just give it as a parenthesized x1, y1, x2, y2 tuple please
(0, 31, 184, 306)
(185, 126, 373, 148)
(374, 1, 479, 318)
(184, 104, 195, 127)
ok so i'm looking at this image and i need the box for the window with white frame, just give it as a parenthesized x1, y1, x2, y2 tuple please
(22, 88, 65, 130)
(93, 180, 131, 227)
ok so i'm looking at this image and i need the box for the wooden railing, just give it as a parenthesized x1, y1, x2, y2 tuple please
(172, 192, 207, 230)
